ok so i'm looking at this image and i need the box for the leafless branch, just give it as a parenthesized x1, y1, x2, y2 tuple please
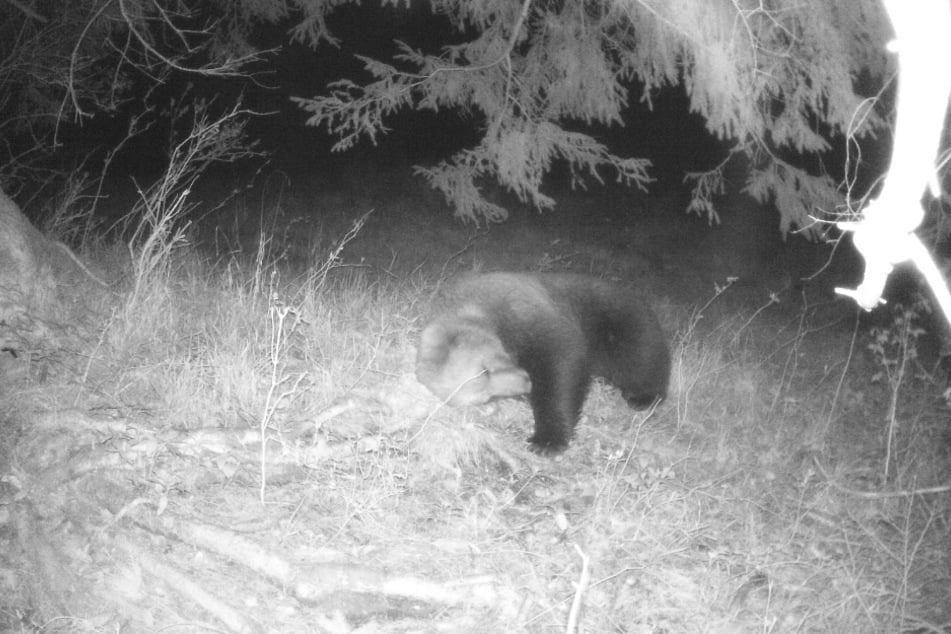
(3, 0, 47, 23)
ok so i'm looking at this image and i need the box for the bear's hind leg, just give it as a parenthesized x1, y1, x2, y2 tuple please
(623, 390, 663, 410)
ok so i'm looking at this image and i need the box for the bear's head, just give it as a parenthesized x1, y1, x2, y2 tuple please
(416, 317, 530, 406)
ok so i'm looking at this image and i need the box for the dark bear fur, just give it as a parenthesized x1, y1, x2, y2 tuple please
(415, 272, 670, 453)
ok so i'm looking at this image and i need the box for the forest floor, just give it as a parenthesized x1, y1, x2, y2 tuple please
(1, 161, 949, 633)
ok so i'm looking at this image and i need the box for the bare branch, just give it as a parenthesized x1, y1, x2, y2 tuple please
(115, 0, 262, 77)
(3, 0, 46, 23)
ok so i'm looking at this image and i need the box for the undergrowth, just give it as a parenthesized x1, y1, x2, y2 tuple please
(1, 125, 948, 631)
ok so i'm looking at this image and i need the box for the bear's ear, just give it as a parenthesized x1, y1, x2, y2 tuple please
(418, 322, 451, 363)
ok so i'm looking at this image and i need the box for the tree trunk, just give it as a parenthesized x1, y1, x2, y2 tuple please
(0, 189, 66, 353)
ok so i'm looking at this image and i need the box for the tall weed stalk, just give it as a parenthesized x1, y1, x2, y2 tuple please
(867, 299, 927, 481)
(121, 99, 259, 313)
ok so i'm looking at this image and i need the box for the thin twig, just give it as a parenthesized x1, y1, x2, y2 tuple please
(814, 457, 951, 498)
(566, 544, 591, 634)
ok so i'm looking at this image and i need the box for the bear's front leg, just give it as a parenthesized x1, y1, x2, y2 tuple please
(525, 354, 590, 454)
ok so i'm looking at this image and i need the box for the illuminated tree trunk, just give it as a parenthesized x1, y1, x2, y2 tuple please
(836, 0, 951, 330)
(0, 189, 64, 352)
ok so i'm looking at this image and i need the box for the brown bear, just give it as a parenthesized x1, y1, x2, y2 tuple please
(416, 272, 670, 453)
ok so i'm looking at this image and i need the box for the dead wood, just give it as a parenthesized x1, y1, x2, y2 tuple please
(117, 537, 263, 634)
(12, 504, 78, 621)
(138, 513, 507, 619)
(3, 404, 514, 630)
(0, 188, 105, 355)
